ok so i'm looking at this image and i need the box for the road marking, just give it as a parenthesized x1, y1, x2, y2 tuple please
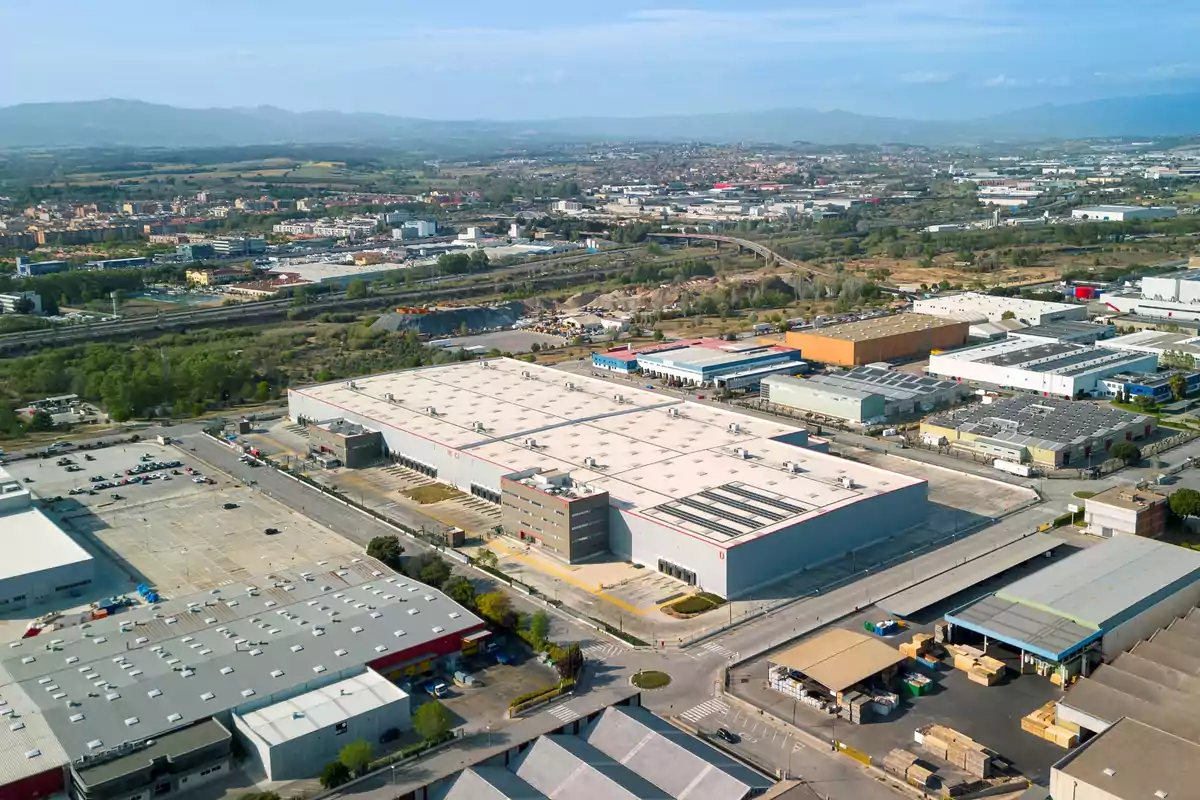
(547, 704, 580, 723)
(793, 742, 806, 752)
(680, 699, 730, 723)
(700, 642, 738, 659)
(582, 643, 621, 661)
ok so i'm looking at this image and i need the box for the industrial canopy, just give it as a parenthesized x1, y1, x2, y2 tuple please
(769, 629, 905, 693)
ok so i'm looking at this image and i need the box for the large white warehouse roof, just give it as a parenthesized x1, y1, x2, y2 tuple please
(292, 359, 925, 546)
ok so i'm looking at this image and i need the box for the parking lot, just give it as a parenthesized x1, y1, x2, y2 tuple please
(426, 647, 564, 733)
(5, 442, 356, 600)
(440, 330, 567, 354)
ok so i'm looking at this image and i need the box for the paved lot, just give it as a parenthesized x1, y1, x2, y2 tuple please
(442, 330, 566, 354)
(9, 443, 355, 602)
(430, 650, 563, 733)
(730, 609, 1069, 786)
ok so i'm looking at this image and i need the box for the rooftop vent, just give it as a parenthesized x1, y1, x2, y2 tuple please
(565, 381, 576, 390)
(583, 456, 597, 468)
(613, 393, 625, 404)
(525, 437, 538, 448)
(668, 407, 680, 418)
(838, 475, 855, 489)
(384, 392, 395, 402)
(728, 422, 742, 434)
(521, 370, 532, 379)
(734, 447, 750, 459)
(784, 461, 803, 473)
(1102, 768, 1116, 777)
(472, 421, 485, 432)
(424, 406, 437, 415)
(167, 713, 183, 723)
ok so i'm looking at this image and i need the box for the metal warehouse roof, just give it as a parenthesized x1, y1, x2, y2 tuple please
(797, 313, 964, 343)
(945, 593, 1099, 661)
(878, 533, 1063, 618)
(1054, 717, 1200, 800)
(769, 629, 905, 693)
(1, 555, 482, 761)
(438, 705, 770, 800)
(994, 536, 1200, 630)
(237, 669, 407, 746)
(75, 718, 230, 788)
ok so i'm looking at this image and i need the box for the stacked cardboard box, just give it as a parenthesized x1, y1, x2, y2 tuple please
(1021, 702, 1054, 738)
(899, 632, 936, 660)
(883, 749, 919, 778)
(933, 621, 949, 644)
(967, 666, 1000, 686)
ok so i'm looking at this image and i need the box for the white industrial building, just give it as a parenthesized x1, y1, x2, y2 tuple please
(761, 368, 968, 424)
(1103, 329, 1200, 361)
(911, 292, 1087, 326)
(1101, 269, 1200, 321)
(0, 465, 94, 611)
(235, 670, 410, 780)
(1071, 205, 1177, 222)
(926, 338, 1158, 399)
(288, 359, 929, 598)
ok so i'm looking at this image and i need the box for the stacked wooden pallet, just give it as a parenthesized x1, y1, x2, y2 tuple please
(899, 632, 935, 660)
(907, 763, 935, 788)
(1021, 702, 1078, 748)
(945, 644, 1006, 685)
(883, 748, 919, 778)
(915, 724, 994, 778)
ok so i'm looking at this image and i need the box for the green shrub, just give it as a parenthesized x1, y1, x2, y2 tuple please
(508, 678, 575, 710)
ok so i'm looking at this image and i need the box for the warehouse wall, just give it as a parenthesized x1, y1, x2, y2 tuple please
(608, 510, 731, 597)
(0, 558, 94, 611)
(783, 333, 856, 366)
(787, 323, 969, 367)
(724, 481, 929, 598)
(762, 377, 882, 422)
(1100, 579, 1200, 658)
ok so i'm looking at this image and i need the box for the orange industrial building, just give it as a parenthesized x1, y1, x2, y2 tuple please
(786, 314, 969, 366)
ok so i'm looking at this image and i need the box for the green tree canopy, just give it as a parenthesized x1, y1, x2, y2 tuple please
(1170, 488, 1200, 518)
(339, 739, 372, 776)
(320, 761, 351, 789)
(442, 575, 476, 608)
(345, 279, 369, 300)
(1109, 441, 1141, 465)
(476, 591, 513, 626)
(528, 611, 550, 645)
(366, 535, 404, 569)
(413, 700, 453, 741)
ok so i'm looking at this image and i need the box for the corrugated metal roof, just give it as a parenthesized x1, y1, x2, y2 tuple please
(0, 667, 70, 785)
(580, 706, 769, 800)
(994, 536, 1200, 630)
(1054, 717, 1200, 800)
(441, 767, 551, 799)
(511, 735, 669, 799)
(946, 593, 1098, 661)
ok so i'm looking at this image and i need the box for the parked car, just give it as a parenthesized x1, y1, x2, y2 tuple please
(222, 503, 238, 510)
(715, 728, 739, 744)
(263, 527, 280, 535)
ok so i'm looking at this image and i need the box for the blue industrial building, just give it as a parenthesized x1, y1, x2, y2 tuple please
(1100, 370, 1200, 402)
(945, 536, 1200, 684)
(85, 256, 151, 270)
(594, 338, 807, 391)
(15, 256, 70, 276)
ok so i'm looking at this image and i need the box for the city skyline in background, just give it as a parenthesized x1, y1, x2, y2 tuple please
(4, 0, 1200, 120)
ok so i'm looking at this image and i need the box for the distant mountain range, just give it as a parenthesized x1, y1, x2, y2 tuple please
(2, 94, 1200, 149)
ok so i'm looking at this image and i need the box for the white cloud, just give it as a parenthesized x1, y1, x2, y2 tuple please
(900, 70, 953, 84)
(983, 73, 1018, 87)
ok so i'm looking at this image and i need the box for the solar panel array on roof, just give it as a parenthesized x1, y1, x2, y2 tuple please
(926, 395, 1152, 450)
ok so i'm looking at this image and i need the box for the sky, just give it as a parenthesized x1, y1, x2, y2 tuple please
(3, 1, 1200, 120)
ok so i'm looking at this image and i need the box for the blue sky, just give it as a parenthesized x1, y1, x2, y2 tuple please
(3, 1, 1199, 119)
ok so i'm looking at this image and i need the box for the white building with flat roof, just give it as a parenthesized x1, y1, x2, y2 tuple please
(1071, 205, 1177, 222)
(0, 466, 94, 610)
(912, 292, 1087, 326)
(234, 670, 410, 780)
(926, 338, 1158, 399)
(1100, 269, 1200, 321)
(288, 359, 929, 598)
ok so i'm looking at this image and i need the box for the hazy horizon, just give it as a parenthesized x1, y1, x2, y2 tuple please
(4, 1, 1200, 121)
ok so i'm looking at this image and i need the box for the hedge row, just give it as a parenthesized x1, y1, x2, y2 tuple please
(509, 678, 575, 711)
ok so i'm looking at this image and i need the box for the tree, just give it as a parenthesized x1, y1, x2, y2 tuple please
(1170, 372, 1189, 401)
(13, 295, 34, 315)
(253, 381, 271, 403)
(345, 279, 368, 300)
(27, 410, 55, 432)
(528, 610, 550, 645)
(442, 575, 476, 608)
(366, 535, 404, 569)
(413, 700, 453, 741)
(529, 342, 541, 353)
(1000, 310, 1015, 320)
(457, 321, 469, 337)
(320, 761, 351, 789)
(1170, 488, 1200, 518)
(339, 739, 372, 776)
(475, 548, 499, 569)
(1109, 441, 1141, 466)
(476, 591, 512, 626)
(419, 556, 452, 588)
(555, 642, 584, 679)
(469, 248, 490, 271)
(652, 328, 664, 341)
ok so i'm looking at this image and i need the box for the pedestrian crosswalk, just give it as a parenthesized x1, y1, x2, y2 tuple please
(680, 698, 729, 723)
(548, 704, 580, 723)
(582, 642, 621, 661)
(700, 642, 738, 660)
